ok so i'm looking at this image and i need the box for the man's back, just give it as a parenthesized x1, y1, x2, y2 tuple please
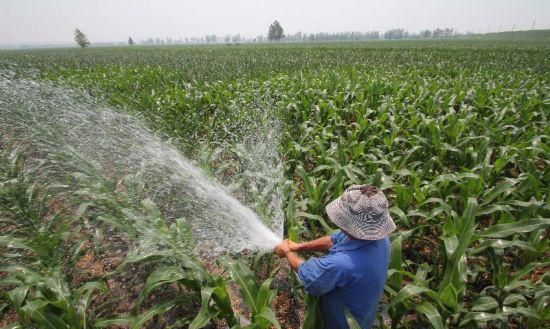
(298, 231, 391, 328)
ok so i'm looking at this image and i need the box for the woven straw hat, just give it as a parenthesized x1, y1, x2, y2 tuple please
(326, 184, 396, 240)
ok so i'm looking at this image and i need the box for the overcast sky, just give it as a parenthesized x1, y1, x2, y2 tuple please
(1, 0, 549, 44)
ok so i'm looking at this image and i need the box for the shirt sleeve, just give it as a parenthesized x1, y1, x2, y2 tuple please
(330, 230, 346, 245)
(297, 256, 339, 296)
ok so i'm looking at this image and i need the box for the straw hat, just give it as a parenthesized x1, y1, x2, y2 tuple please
(326, 185, 396, 240)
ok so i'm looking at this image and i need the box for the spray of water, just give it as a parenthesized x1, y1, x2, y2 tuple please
(0, 74, 283, 256)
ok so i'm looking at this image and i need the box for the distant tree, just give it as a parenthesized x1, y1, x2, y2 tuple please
(433, 28, 444, 38)
(384, 28, 407, 39)
(268, 20, 285, 41)
(420, 30, 432, 38)
(128, 37, 134, 45)
(205, 35, 217, 43)
(73, 28, 90, 48)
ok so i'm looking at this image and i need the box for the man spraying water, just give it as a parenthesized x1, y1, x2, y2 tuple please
(274, 185, 396, 329)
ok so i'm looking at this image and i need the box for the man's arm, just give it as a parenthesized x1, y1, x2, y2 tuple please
(275, 237, 333, 271)
(289, 236, 333, 252)
(274, 240, 304, 271)
(285, 251, 304, 272)
(275, 240, 339, 296)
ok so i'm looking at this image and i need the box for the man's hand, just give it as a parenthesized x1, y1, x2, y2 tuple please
(287, 240, 301, 252)
(274, 240, 291, 258)
(274, 239, 305, 271)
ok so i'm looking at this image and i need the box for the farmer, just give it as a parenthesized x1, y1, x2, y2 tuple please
(274, 184, 396, 329)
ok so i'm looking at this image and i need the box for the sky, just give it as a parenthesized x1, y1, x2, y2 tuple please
(1, 0, 549, 44)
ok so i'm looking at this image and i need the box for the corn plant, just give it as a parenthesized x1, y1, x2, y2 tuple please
(226, 259, 281, 329)
(0, 148, 107, 329)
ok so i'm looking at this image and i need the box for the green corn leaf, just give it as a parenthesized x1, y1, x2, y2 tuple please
(211, 282, 237, 327)
(476, 204, 512, 216)
(0, 236, 31, 250)
(414, 301, 444, 329)
(471, 296, 499, 311)
(297, 166, 315, 199)
(493, 154, 516, 174)
(140, 266, 187, 302)
(458, 311, 505, 327)
(481, 178, 517, 205)
(470, 239, 537, 254)
(372, 168, 383, 187)
(506, 261, 550, 291)
(477, 218, 550, 238)
(189, 287, 216, 329)
(122, 248, 171, 265)
(255, 306, 281, 329)
(440, 198, 477, 294)
(389, 284, 438, 307)
(505, 280, 535, 292)
(302, 296, 323, 329)
(6, 286, 30, 309)
(227, 260, 260, 314)
(95, 317, 134, 328)
(344, 308, 362, 329)
(430, 173, 479, 185)
(503, 293, 528, 306)
(420, 198, 452, 217)
(502, 306, 541, 319)
(442, 235, 459, 258)
(75, 201, 92, 220)
(21, 299, 67, 329)
(131, 304, 174, 329)
(75, 281, 108, 326)
(3, 265, 43, 284)
(389, 206, 408, 226)
(296, 211, 333, 234)
(256, 278, 275, 310)
(439, 283, 459, 309)
(388, 230, 413, 290)
(342, 166, 360, 185)
(131, 296, 191, 329)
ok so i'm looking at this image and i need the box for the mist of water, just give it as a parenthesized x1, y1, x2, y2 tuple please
(0, 74, 283, 256)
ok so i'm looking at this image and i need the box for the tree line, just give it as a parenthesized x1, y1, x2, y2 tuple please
(74, 22, 472, 48)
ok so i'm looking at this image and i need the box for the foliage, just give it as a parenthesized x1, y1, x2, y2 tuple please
(1, 40, 549, 328)
(73, 28, 90, 48)
(0, 148, 106, 328)
(268, 20, 285, 41)
(225, 259, 280, 329)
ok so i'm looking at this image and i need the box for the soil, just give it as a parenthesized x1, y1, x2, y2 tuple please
(272, 263, 305, 329)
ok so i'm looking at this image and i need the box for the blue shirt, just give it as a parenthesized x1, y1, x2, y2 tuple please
(297, 230, 391, 329)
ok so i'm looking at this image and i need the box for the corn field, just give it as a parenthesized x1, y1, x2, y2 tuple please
(0, 40, 549, 328)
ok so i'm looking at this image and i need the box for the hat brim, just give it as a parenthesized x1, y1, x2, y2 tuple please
(326, 196, 396, 240)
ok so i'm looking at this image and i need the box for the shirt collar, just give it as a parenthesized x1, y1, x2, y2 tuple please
(329, 236, 376, 253)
